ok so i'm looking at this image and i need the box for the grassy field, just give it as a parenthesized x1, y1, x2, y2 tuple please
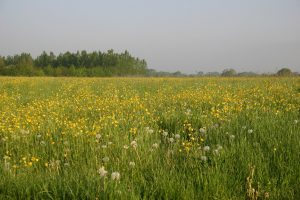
(0, 77, 299, 199)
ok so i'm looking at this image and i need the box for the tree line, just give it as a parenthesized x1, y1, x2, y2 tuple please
(0, 50, 147, 76)
(0, 51, 297, 77)
(217, 68, 298, 77)
(146, 68, 298, 77)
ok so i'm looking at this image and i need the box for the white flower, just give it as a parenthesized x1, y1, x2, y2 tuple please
(185, 109, 192, 115)
(145, 127, 154, 134)
(199, 128, 206, 133)
(129, 161, 135, 167)
(123, 145, 129, 150)
(152, 143, 159, 149)
(49, 160, 61, 169)
(248, 129, 253, 134)
(111, 172, 120, 181)
(216, 144, 223, 150)
(295, 120, 299, 124)
(102, 157, 109, 163)
(213, 149, 219, 155)
(101, 145, 107, 149)
(203, 146, 210, 152)
(98, 166, 108, 178)
(230, 135, 235, 139)
(148, 129, 154, 134)
(40, 141, 46, 146)
(169, 138, 174, 143)
(242, 126, 247, 129)
(96, 134, 101, 139)
(36, 134, 42, 138)
(201, 156, 207, 162)
(108, 141, 112, 145)
(175, 134, 180, 139)
(131, 140, 137, 149)
(162, 131, 168, 137)
(20, 129, 29, 135)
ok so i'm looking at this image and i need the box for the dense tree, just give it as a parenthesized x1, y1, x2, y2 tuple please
(277, 68, 293, 76)
(221, 68, 237, 77)
(0, 50, 148, 76)
(196, 71, 204, 76)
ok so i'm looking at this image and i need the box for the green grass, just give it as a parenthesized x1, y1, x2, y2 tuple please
(0, 77, 299, 199)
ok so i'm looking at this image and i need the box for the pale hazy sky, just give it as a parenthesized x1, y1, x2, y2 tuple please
(0, 0, 299, 73)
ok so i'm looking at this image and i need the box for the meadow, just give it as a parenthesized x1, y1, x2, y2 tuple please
(0, 77, 299, 199)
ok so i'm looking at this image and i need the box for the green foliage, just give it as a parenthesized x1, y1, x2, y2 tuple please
(221, 68, 237, 77)
(0, 50, 147, 77)
(277, 68, 293, 76)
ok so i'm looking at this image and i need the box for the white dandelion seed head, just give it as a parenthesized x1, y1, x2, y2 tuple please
(102, 157, 109, 163)
(214, 124, 219, 128)
(96, 134, 101, 139)
(152, 143, 159, 149)
(98, 166, 108, 178)
(199, 128, 206, 133)
(145, 127, 154, 134)
(131, 140, 137, 149)
(294, 120, 299, 124)
(20, 129, 29, 135)
(175, 134, 180, 139)
(185, 109, 192, 115)
(230, 135, 235, 139)
(169, 138, 175, 143)
(111, 172, 120, 181)
(129, 161, 135, 167)
(162, 131, 168, 137)
(216, 144, 223, 150)
(248, 129, 253, 134)
(201, 156, 207, 162)
(203, 146, 210, 152)
(213, 149, 220, 155)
